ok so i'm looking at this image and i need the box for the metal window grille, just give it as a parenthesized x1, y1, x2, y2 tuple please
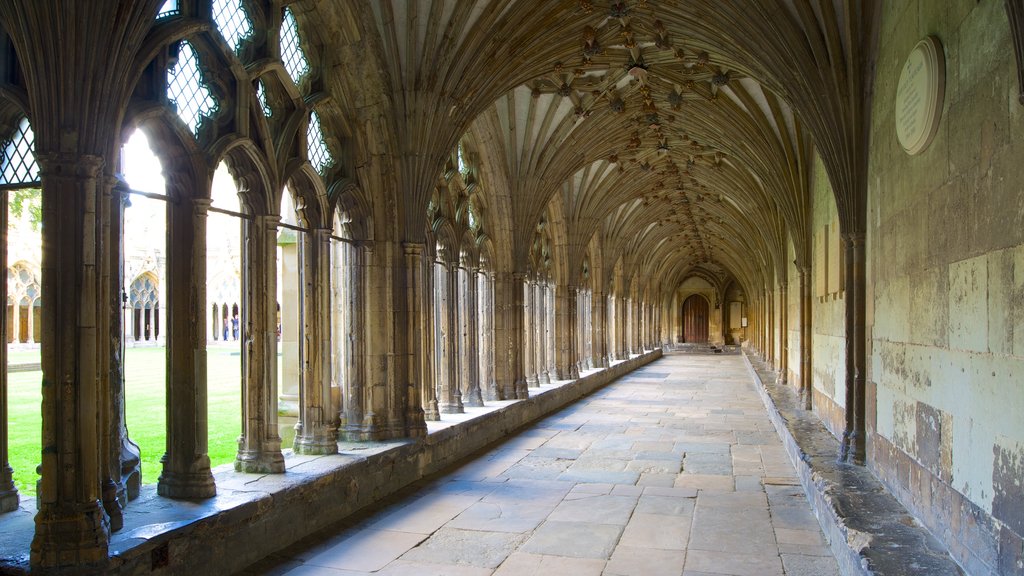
(166, 41, 218, 138)
(0, 117, 40, 186)
(212, 0, 252, 54)
(307, 110, 333, 174)
(281, 8, 310, 84)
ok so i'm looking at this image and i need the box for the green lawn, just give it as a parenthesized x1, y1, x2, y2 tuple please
(7, 345, 245, 496)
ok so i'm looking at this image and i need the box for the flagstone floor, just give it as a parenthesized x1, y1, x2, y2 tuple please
(240, 352, 840, 576)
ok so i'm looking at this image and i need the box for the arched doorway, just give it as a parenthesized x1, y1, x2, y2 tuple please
(681, 294, 709, 343)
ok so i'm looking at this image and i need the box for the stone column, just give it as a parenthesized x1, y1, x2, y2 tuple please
(402, 242, 429, 435)
(159, 190, 215, 499)
(0, 192, 17, 513)
(558, 284, 579, 380)
(592, 290, 607, 368)
(535, 281, 550, 384)
(31, 155, 110, 566)
(778, 280, 788, 385)
(547, 284, 557, 379)
(799, 266, 813, 409)
(277, 230, 300, 424)
(524, 278, 538, 388)
(293, 229, 337, 454)
(438, 260, 463, 413)
(511, 273, 529, 399)
(841, 233, 867, 465)
(462, 265, 483, 406)
(235, 214, 285, 471)
(479, 272, 498, 401)
(339, 241, 365, 433)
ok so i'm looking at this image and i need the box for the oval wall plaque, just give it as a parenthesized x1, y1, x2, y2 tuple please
(895, 36, 945, 155)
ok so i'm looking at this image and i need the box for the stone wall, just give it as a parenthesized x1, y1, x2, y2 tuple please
(866, 1, 1024, 573)
(811, 154, 847, 439)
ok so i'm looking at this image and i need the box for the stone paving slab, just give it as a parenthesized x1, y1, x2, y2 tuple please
(239, 352, 841, 576)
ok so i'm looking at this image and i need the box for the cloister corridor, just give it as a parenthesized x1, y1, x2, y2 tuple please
(238, 352, 840, 576)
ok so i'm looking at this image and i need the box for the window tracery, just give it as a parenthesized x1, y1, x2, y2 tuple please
(166, 41, 218, 137)
(0, 117, 39, 186)
(157, 0, 178, 18)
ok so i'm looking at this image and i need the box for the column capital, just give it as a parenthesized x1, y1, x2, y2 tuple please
(401, 241, 426, 256)
(841, 231, 866, 247)
(36, 152, 104, 180)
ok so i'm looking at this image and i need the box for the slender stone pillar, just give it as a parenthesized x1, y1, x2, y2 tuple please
(159, 190, 215, 499)
(403, 243, 430, 434)
(535, 281, 550, 384)
(840, 233, 867, 465)
(524, 278, 538, 387)
(592, 290, 607, 368)
(439, 260, 464, 413)
(98, 176, 121, 532)
(799, 267, 813, 409)
(293, 229, 337, 454)
(778, 280, 789, 385)
(31, 154, 110, 566)
(0, 192, 18, 513)
(511, 273, 529, 399)
(236, 214, 285, 471)
(547, 284, 557, 379)
(479, 272, 498, 401)
(558, 284, 580, 380)
(462, 265, 484, 406)
(415, 245, 440, 421)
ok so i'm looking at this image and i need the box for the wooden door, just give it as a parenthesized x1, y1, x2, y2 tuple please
(681, 294, 709, 343)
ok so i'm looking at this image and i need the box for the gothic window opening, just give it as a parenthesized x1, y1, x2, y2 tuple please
(206, 161, 244, 463)
(129, 273, 160, 343)
(276, 187, 307, 448)
(120, 128, 170, 486)
(280, 8, 309, 85)
(166, 41, 218, 137)
(307, 110, 332, 175)
(212, 0, 252, 54)
(6, 263, 39, 344)
(457, 142, 469, 177)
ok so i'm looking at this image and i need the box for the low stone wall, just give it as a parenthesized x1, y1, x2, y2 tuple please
(98, 349, 662, 575)
(742, 352, 965, 576)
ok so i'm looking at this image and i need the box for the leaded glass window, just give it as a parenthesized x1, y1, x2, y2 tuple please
(0, 117, 39, 186)
(257, 80, 272, 118)
(8, 263, 39, 307)
(281, 8, 310, 84)
(307, 110, 332, 174)
(167, 41, 218, 138)
(158, 0, 178, 18)
(129, 274, 160, 309)
(213, 0, 252, 54)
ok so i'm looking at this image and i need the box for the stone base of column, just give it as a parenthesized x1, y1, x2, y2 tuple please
(514, 378, 529, 400)
(423, 399, 441, 421)
(292, 432, 339, 456)
(439, 400, 464, 414)
(31, 500, 110, 570)
(405, 407, 428, 438)
(157, 465, 216, 499)
(101, 478, 123, 532)
(526, 375, 539, 388)
(235, 449, 286, 474)
(464, 388, 484, 407)
(0, 486, 19, 513)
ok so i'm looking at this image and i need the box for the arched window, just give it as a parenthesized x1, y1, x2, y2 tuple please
(307, 111, 332, 174)
(212, 0, 252, 54)
(457, 142, 469, 177)
(166, 41, 218, 137)
(0, 117, 39, 186)
(7, 262, 40, 344)
(129, 273, 160, 342)
(280, 7, 309, 84)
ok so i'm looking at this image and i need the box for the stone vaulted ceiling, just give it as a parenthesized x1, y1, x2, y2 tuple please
(306, 0, 875, 297)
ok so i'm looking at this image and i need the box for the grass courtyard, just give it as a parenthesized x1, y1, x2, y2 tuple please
(7, 345, 245, 496)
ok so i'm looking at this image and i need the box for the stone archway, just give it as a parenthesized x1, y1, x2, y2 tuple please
(681, 294, 709, 344)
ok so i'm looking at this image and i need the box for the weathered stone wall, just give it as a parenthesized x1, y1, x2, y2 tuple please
(811, 154, 847, 439)
(866, 1, 1024, 573)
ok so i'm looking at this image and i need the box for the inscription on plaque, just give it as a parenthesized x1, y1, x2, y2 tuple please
(896, 36, 945, 155)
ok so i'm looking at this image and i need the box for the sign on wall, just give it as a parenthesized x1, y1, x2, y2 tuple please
(895, 36, 945, 155)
